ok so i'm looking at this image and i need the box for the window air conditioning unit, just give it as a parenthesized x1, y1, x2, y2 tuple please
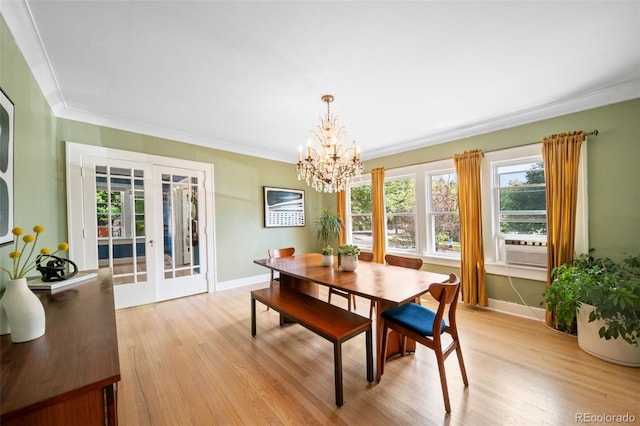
(504, 239, 547, 268)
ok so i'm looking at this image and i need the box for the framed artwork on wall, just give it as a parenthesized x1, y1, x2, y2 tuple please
(0, 88, 14, 246)
(263, 186, 305, 228)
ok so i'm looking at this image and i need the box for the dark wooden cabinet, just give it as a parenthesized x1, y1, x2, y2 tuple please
(1, 269, 120, 425)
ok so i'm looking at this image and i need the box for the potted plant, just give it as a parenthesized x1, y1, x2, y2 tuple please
(316, 208, 342, 267)
(321, 245, 334, 267)
(338, 244, 360, 272)
(543, 253, 640, 366)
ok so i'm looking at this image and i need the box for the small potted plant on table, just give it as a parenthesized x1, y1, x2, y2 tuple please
(321, 245, 334, 267)
(338, 244, 360, 272)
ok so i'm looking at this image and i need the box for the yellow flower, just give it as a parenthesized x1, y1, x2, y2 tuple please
(1, 224, 70, 280)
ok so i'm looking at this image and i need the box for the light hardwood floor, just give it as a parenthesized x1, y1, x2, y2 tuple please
(116, 283, 640, 425)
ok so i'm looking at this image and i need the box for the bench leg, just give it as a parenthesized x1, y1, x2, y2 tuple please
(251, 297, 257, 336)
(334, 343, 343, 407)
(366, 326, 373, 383)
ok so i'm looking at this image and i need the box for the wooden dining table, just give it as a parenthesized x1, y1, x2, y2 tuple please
(254, 253, 450, 380)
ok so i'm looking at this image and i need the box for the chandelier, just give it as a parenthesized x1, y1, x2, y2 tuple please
(296, 95, 363, 193)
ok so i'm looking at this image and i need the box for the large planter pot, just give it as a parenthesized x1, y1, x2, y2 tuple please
(340, 255, 358, 272)
(0, 278, 46, 343)
(577, 303, 640, 367)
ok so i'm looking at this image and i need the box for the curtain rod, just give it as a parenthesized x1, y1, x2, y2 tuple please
(481, 129, 599, 155)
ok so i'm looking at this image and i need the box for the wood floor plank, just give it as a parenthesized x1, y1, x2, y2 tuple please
(115, 283, 640, 425)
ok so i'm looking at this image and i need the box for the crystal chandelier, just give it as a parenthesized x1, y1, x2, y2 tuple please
(296, 95, 363, 193)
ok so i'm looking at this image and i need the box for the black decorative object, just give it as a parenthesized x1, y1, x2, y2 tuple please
(36, 255, 78, 282)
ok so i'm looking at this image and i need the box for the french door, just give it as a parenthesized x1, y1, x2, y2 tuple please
(67, 143, 213, 309)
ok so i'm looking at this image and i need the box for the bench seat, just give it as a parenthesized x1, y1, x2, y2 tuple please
(251, 286, 373, 406)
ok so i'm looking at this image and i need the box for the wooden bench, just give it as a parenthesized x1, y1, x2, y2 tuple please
(251, 286, 373, 407)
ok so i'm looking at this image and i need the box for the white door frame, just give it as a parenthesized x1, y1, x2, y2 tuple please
(65, 142, 217, 295)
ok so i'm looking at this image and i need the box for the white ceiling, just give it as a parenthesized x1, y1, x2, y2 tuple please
(2, 1, 639, 163)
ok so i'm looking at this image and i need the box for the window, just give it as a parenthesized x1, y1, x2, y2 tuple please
(346, 161, 459, 262)
(428, 171, 459, 255)
(483, 143, 588, 279)
(385, 176, 417, 252)
(348, 180, 372, 248)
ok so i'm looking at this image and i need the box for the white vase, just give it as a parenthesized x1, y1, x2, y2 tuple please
(1, 278, 46, 343)
(577, 303, 640, 367)
(321, 254, 334, 267)
(340, 255, 358, 272)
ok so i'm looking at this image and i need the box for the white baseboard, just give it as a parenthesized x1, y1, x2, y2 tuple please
(486, 298, 546, 322)
(215, 273, 270, 292)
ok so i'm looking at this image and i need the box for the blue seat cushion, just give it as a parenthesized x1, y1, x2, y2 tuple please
(382, 303, 445, 336)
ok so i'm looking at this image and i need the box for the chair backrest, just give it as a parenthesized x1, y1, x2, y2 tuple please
(268, 247, 295, 259)
(428, 273, 461, 329)
(384, 254, 423, 270)
(358, 251, 374, 262)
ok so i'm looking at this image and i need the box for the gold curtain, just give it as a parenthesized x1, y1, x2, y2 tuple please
(453, 149, 487, 306)
(337, 191, 347, 246)
(542, 131, 584, 326)
(371, 167, 386, 263)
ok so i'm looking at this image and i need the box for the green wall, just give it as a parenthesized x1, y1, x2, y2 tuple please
(2, 15, 638, 306)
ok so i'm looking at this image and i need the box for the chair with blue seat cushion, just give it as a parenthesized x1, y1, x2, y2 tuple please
(380, 273, 468, 414)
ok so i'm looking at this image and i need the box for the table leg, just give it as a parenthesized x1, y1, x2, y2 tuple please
(375, 302, 384, 381)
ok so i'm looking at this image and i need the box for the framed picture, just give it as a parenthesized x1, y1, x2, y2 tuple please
(263, 186, 305, 227)
(0, 88, 14, 246)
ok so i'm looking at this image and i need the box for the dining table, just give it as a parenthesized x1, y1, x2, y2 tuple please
(254, 253, 450, 380)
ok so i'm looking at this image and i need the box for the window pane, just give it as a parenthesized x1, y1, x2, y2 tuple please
(434, 213, 460, 253)
(499, 187, 546, 211)
(386, 215, 415, 249)
(385, 179, 415, 213)
(498, 163, 545, 186)
(385, 178, 416, 251)
(431, 173, 458, 213)
(500, 213, 547, 234)
(350, 185, 372, 214)
(352, 215, 372, 246)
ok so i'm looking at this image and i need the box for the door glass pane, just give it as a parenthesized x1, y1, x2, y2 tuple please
(162, 173, 200, 280)
(96, 166, 147, 285)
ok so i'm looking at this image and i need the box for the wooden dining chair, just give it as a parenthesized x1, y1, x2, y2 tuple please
(327, 251, 374, 312)
(384, 253, 423, 270)
(369, 254, 424, 318)
(380, 273, 468, 414)
(266, 247, 295, 311)
(268, 247, 295, 287)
